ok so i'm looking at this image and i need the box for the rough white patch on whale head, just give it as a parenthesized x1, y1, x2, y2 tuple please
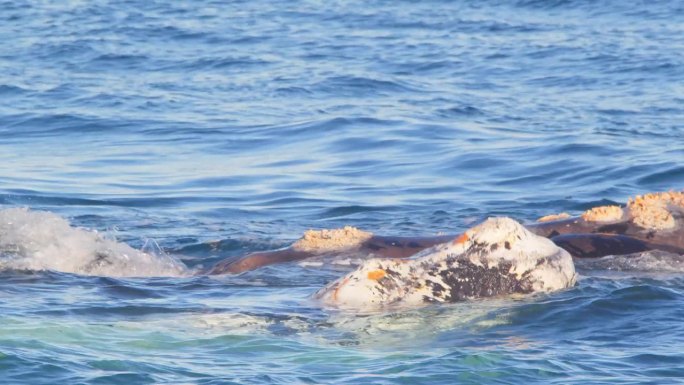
(316, 217, 576, 310)
(464, 217, 574, 278)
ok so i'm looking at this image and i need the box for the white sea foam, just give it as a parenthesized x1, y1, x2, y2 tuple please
(575, 250, 684, 273)
(0, 208, 188, 277)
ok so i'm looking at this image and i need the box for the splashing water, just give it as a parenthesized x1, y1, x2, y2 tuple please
(0, 208, 188, 277)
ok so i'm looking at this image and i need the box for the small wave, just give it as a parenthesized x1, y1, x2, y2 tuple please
(3, 113, 130, 137)
(317, 205, 396, 219)
(313, 75, 422, 97)
(163, 56, 272, 71)
(0, 208, 187, 277)
(637, 165, 684, 187)
(0, 84, 28, 95)
(91, 53, 149, 63)
(516, 0, 582, 9)
(435, 105, 484, 118)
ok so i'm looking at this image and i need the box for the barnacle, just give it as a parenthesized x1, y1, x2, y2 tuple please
(537, 213, 571, 222)
(627, 191, 684, 230)
(292, 226, 373, 252)
(581, 206, 624, 223)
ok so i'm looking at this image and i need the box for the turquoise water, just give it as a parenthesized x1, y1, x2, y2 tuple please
(1, 0, 683, 383)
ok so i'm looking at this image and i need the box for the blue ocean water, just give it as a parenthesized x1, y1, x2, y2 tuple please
(1, 0, 683, 383)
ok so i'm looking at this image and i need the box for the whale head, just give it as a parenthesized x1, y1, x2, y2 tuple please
(315, 217, 576, 310)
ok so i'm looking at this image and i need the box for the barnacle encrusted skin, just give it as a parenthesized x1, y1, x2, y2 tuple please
(581, 206, 624, 223)
(316, 217, 576, 309)
(537, 213, 571, 222)
(537, 191, 684, 230)
(292, 226, 373, 253)
(627, 191, 684, 230)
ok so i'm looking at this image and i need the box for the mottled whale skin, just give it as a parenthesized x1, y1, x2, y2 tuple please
(314, 217, 576, 309)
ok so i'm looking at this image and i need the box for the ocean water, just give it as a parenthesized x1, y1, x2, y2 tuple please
(1, 0, 683, 383)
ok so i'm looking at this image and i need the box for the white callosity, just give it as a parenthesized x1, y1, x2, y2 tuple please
(292, 226, 373, 253)
(627, 191, 684, 230)
(0, 208, 187, 277)
(316, 217, 576, 310)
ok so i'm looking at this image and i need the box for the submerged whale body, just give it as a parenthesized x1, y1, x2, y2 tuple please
(315, 217, 577, 309)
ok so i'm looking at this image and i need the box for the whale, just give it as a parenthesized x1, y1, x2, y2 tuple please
(0, 191, 681, 309)
(208, 191, 684, 275)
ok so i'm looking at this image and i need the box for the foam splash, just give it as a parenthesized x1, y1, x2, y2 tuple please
(0, 208, 188, 277)
(575, 250, 684, 273)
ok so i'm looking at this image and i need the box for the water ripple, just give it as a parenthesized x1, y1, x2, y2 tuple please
(0, 0, 683, 383)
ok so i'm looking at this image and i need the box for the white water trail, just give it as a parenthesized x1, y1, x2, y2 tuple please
(0, 208, 188, 277)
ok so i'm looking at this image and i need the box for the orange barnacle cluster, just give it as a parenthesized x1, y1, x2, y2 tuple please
(627, 191, 684, 230)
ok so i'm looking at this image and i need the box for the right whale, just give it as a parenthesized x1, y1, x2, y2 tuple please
(209, 191, 684, 275)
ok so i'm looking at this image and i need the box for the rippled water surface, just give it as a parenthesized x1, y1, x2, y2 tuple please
(1, 0, 683, 383)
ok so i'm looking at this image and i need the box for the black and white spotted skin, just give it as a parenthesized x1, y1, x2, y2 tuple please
(315, 217, 576, 309)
